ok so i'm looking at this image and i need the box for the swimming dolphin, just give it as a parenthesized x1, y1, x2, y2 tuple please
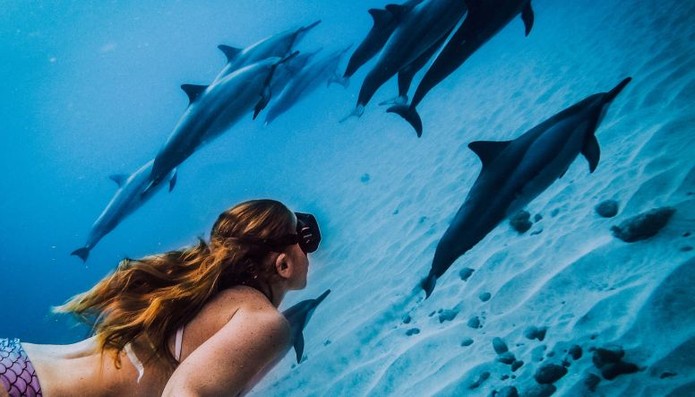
(421, 78, 632, 298)
(343, 0, 424, 78)
(388, 0, 534, 136)
(265, 46, 351, 125)
(146, 56, 290, 191)
(213, 20, 320, 84)
(344, 0, 467, 119)
(71, 160, 176, 262)
(268, 49, 320, 99)
(282, 289, 331, 363)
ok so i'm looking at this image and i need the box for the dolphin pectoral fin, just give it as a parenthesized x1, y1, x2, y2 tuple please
(582, 135, 600, 173)
(521, 2, 534, 36)
(71, 247, 90, 262)
(421, 274, 437, 299)
(181, 84, 208, 104)
(168, 169, 178, 192)
(218, 45, 242, 63)
(468, 140, 512, 168)
(109, 174, 128, 187)
(386, 104, 423, 137)
(293, 331, 305, 364)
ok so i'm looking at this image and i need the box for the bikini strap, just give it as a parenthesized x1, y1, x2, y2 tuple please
(174, 326, 184, 362)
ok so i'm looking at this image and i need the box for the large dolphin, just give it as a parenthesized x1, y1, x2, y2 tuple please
(421, 78, 632, 298)
(146, 56, 290, 191)
(282, 289, 331, 363)
(344, 0, 467, 119)
(265, 46, 351, 125)
(213, 20, 320, 84)
(389, 0, 535, 136)
(343, 0, 424, 78)
(71, 160, 176, 262)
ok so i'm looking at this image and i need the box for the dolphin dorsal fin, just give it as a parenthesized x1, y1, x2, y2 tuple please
(582, 135, 600, 173)
(468, 140, 511, 167)
(293, 331, 305, 364)
(181, 84, 207, 104)
(521, 2, 535, 36)
(109, 174, 128, 187)
(218, 45, 242, 63)
(368, 8, 394, 28)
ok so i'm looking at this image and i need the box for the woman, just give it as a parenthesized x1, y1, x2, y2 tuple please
(0, 199, 321, 397)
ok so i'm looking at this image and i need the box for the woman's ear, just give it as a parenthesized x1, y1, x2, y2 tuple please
(274, 253, 292, 279)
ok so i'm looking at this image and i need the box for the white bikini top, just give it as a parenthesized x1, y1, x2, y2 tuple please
(125, 326, 184, 383)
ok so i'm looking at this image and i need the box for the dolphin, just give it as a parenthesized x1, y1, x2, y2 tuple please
(344, 0, 467, 119)
(268, 49, 320, 99)
(421, 78, 632, 298)
(146, 56, 291, 191)
(282, 289, 331, 363)
(213, 20, 320, 84)
(71, 160, 176, 262)
(378, 33, 449, 106)
(388, 0, 534, 136)
(343, 0, 424, 78)
(265, 46, 351, 125)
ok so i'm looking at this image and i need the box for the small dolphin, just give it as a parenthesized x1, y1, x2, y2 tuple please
(213, 20, 320, 84)
(282, 289, 331, 363)
(389, 0, 534, 136)
(265, 46, 351, 125)
(147, 56, 290, 191)
(268, 49, 320, 99)
(71, 160, 176, 262)
(421, 78, 632, 298)
(344, 0, 467, 119)
(343, 0, 424, 78)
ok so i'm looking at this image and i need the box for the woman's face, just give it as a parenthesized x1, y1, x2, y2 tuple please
(286, 242, 309, 290)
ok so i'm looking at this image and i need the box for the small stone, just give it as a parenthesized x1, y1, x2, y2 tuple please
(493, 337, 509, 354)
(459, 267, 475, 281)
(497, 352, 516, 365)
(595, 200, 620, 218)
(402, 314, 412, 324)
(592, 347, 640, 380)
(469, 371, 490, 389)
(467, 316, 481, 328)
(479, 292, 492, 302)
(511, 360, 524, 372)
(405, 328, 420, 336)
(360, 173, 370, 183)
(524, 326, 548, 341)
(684, 232, 692, 237)
(534, 213, 543, 222)
(393, 209, 400, 215)
(611, 207, 676, 242)
(660, 372, 677, 379)
(551, 208, 560, 217)
(323, 340, 332, 346)
(568, 345, 583, 360)
(510, 210, 533, 233)
(439, 309, 459, 323)
(680, 246, 693, 252)
(534, 363, 568, 384)
(496, 386, 519, 397)
(461, 338, 474, 347)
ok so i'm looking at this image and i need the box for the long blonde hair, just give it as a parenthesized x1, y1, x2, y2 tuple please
(56, 199, 295, 367)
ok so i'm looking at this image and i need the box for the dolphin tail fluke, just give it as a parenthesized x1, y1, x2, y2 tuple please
(328, 74, 349, 88)
(521, 3, 534, 36)
(339, 105, 364, 123)
(386, 104, 423, 137)
(71, 247, 90, 262)
(605, 77, 632, 102)
(421, 274, 437, 299)
(378, 95, 407, 107)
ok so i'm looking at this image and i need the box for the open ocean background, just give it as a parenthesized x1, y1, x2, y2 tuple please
(1, 0, 693, 395)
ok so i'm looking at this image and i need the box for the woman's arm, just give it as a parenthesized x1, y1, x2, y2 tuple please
(162, 308, 291, 397)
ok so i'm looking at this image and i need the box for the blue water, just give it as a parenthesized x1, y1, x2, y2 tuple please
(2, 0, 694, 395)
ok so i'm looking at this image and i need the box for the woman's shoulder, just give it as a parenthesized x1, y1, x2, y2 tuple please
(213, 286, 289, 328)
